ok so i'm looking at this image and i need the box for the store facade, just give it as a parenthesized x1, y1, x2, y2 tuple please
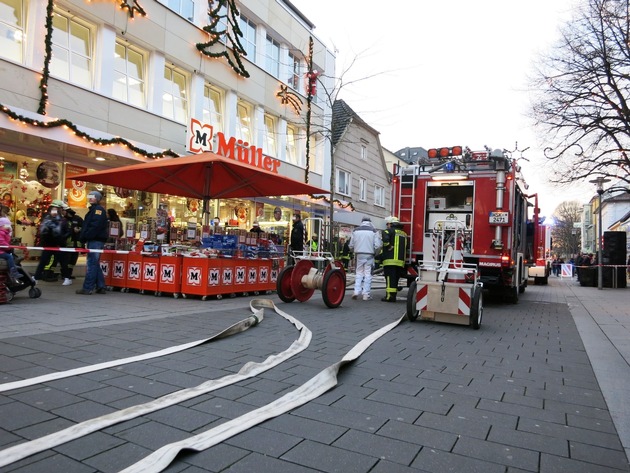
(0, 0, 335, 256)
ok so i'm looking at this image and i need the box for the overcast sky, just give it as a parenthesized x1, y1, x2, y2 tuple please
(290, 0, 590, 217)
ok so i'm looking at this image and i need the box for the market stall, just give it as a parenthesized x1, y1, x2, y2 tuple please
(72, 152, 329, 299)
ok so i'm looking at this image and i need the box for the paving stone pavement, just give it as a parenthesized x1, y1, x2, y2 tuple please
(0, 275, 629, 472)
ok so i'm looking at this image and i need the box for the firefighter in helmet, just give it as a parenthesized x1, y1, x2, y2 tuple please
(381, 216, 408, 302)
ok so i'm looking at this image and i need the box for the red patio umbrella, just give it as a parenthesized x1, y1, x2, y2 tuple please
(71, 152, 329, 219)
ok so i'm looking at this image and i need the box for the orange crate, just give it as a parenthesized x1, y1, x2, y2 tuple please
(181, 257, 209, 297)
(141, 254, 160, 293)
(99, 252, 113, 286)
(126, 253, 143, 291)
(109, 254, 128, 289)
(233, 259, 249, 293)
(158, 255, 182, 296)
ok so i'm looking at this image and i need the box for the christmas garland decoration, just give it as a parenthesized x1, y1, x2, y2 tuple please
(304, 37, 314, 183)
(196, 0, 250, 78)
(0, 103, 179, 159)
(308, 194, 355, 211)
(120, 0, 146, 18)
(36, 0, 54, 115)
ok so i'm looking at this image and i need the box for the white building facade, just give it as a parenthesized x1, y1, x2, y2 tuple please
(0, 0, 335, 245)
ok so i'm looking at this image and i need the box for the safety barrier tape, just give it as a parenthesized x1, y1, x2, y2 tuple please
(120, 311, 407, 473)
(0, 244, 131, 254)
(0, 299, 312, 469)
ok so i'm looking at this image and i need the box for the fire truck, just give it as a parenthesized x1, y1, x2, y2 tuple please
(392, 146, 538, 309)
(527, 193, 551, 285)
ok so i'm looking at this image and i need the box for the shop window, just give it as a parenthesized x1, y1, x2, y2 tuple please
(286, 124, 298, 165)
(238, 14, 256, 60)
(236, 100, 252, 144)
(265, 35, 279, 78)
(165, 0, 194, 21)
(336, 168, 351, 197)
(374, 184, 385, 207)
(263, 114, 276, 157)
(113, 41, 146, 108)
(163, 64, 188, 123)
(203, 84, 223, 132)
(0, 0, 25, 63)
(50, 10, 93, 88)
(359, 177, 367, 202)
(287, 51, 302, 90)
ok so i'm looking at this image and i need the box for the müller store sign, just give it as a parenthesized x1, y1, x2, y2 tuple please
(187, 118, 281, 174)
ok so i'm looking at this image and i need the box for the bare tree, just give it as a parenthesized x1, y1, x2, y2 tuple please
(531, 0, 630, 188)
(551, 200, 583, 258)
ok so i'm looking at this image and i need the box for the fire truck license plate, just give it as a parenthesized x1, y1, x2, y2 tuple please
(489, 211, 509, 224)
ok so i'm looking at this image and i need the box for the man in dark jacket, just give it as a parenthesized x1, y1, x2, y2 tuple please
(76, 191, 109, 295)
(289, 212, 304, 265)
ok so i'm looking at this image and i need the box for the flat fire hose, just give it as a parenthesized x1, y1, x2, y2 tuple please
(119, 312, 407, 473)
(0, 306, 265, 394)
(0, 299, 312, 469)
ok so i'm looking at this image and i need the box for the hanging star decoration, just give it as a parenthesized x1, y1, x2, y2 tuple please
(119, 0, 146, 18)
(276, 85, 302, 114)
(197, 0, 250, 78)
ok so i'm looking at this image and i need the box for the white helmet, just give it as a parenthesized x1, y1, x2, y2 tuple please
(384, 216, 398, 224)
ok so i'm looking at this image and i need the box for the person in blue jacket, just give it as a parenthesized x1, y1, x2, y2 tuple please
(76, 191, 109, 295)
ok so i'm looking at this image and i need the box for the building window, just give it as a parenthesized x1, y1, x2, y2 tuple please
(265, 35, 280, 77)
(166, 0, 194, 21)
(238, 15, 256, 60)
(208, 0, 227, 40)
(50, 10, 93, 88)
(263, 114, 276, 157)
(113, 41, 146, 107)
(360, 143, 367, 161)
(0, 0, 25, 62)
(359, 177, 367, 202)
(203, 85, 223, 133)
(336, 168, 351, 196)
(374, 184, 385, 207)
(236, 101, 253, 144)
(163, 65, 188, 123)
(286, 124, 298, 165)
(287, 51, 301, 90)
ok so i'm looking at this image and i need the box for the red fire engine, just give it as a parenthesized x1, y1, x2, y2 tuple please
(392, 146, 538, 305)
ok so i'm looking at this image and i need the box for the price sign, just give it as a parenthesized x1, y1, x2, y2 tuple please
(489, 211, 509, 225)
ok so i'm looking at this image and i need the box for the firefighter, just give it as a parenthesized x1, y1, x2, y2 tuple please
(381, 216, 408, 302)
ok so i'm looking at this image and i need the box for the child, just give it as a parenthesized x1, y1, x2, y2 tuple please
(0, 205, 20, 282)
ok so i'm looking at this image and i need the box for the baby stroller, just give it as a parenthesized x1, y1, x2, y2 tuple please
(3, 254, 41, 302)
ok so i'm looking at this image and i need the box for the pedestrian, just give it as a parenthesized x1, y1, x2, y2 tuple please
(0, 205, 20, 282)
(349, 216, 382, 301)
(63, 207, 83, 279)
(76, 191, 109, 295)
(249, 221, 263, 235)
(339, 238, 352, 269)
(381, 216, 408, 303)
(34, 200, 72, 285)
(289, 212, 304, 265)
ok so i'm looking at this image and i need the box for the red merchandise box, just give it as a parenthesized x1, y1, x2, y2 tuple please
(220, 258, 235, 296)
(181, 257, 209, 297)
(140, 254, 160, 294)
(233, 259, 248, 294)
(99, 252, 113, 286)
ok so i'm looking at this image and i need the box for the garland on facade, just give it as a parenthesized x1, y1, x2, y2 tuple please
(120, 0, 146, 18)
(0, 103, 179, 159)
(304, 37, 314, 183)
(276, 85, 302, 115)
(197, 0, 250, 78)
(308, 194, 355, 210)
(36, 0, 54, 115)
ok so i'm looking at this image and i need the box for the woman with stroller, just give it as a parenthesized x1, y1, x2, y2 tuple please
(0, 205, 20, 282)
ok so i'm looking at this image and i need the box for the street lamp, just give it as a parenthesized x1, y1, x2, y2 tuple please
(589, 177, 611, 290)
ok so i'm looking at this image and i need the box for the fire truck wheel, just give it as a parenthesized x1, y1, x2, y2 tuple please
(406, 280, 419, 321)
(322, 269, 345, 308)
(276, 265, 296, 303)
(519, 279, 527, 294)
(470, 286, 482, 330)
(506, 284, 519, 304)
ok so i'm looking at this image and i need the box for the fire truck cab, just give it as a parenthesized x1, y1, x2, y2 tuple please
(392, 146, 533, 303)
